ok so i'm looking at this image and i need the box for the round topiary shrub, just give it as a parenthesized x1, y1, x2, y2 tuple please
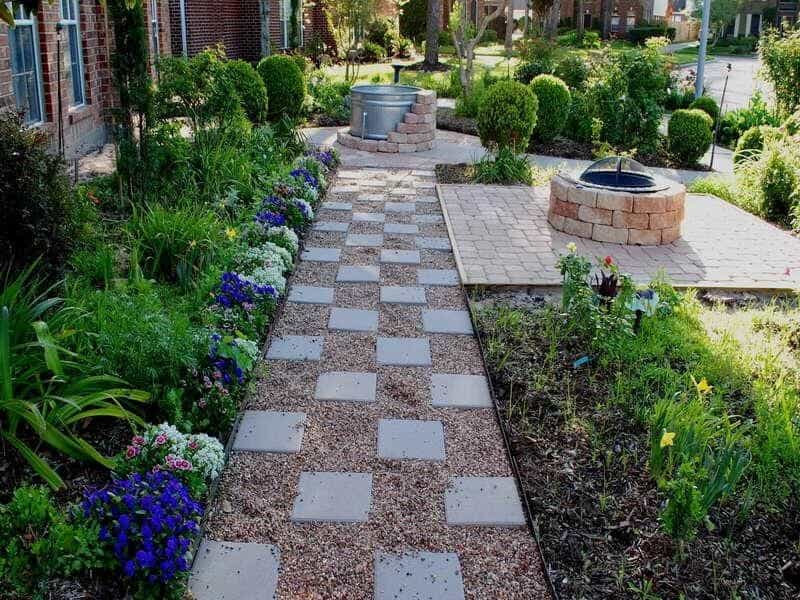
(477, 80, 538, 151)
(291, 54, 310, 74)
(529, 74, 572, 141)
(667, 109, 713, 165)
(223, 59, 268, 124)
(733, 125, 781, 164)
(554, 54, 588, 90)
(689, 95, 720, 124)
(257, 55, 305, 121)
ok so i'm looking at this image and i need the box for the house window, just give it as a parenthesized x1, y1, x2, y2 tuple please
(611, 14, 621, 32)
(59, 0, 85, 106)
(8, 5, 44, 124)
(280, 0, 290, 48)
(150, 0, 160, 57)
(626, 11, 636, 27)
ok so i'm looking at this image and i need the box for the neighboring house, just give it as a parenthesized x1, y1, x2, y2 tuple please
(167, 0, 336, 62)
(0, 0, 170, 159)
(724, 0, 798, 37)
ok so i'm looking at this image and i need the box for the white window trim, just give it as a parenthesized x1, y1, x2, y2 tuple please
(8, 3, 46, 125)
(150, 0, 161, 57)
(280, 0, 290, 49)
(59, 0, 86, 108)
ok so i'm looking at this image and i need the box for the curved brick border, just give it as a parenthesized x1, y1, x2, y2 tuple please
(548, 174, 686, 245)
(337, 90, 437, 153)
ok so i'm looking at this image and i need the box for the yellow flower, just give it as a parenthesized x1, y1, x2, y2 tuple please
(566, 242, 577, 254)
(696, 377, 712, 395)
(225, 227, 238, 240)
(189, 240, 197, 248)
(660, 431, 676, 448)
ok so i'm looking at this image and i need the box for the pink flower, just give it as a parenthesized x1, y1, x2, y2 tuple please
(213, 370, 223, 380)
(125, 445, 140, 459)
(188, 440, 199, 450)
(152, 464, 161, 472)
(243, 302, 255, 312)
(174, 458, 193, 471)
(154, 433, 168, 446)
(603, 255, 614, 267)
(131, 435, 145, 447)
(198, 399, 207, 408)
(203, 376, 212, 389)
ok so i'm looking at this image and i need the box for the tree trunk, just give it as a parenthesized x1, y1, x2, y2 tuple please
(259, 0, 271, 56)
(424, 0, 442, 69)
(545, 0, 561, 38)
(505, 0, 514, 52)
(576, 0, 585, 40)
(601, 0, 613, 39)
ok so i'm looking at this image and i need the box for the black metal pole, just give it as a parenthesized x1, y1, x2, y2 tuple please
(709, 63, 731, 170)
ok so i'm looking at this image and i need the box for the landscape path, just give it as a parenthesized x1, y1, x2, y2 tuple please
(189, 167, 551, 599)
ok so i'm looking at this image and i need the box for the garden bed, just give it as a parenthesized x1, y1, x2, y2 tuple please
(471, 277, 800, 599)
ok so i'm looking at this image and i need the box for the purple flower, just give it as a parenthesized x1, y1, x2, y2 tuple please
(254, 210, 286, 228)
(290, 167, 319, 189)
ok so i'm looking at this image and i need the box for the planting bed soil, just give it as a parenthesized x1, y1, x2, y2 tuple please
(436, 107, 479, 136)
(435, 162, 477, 184)
(471, 291, 800, 600)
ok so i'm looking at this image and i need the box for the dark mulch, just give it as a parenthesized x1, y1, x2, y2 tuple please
(305, 113, 349, 128)
(473, 300, 800, 600)
(436, 107, 479, 137)
(435, 162, 476, 184)
(402, 60, 451, 72)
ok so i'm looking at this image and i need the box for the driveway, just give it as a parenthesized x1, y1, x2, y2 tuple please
(678, 55, 771, 111)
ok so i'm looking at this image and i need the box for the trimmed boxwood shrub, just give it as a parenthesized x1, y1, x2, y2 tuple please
(257, 55, 305, 121)
(477, 80, 538, 151)
(223, 59, 268, 124)
(668, 109, 713, 165)
(689, 95, 720, 124)
(529, 74, 572, 141)
(628, 26, 676, 44)
(758, 148, 798, 224)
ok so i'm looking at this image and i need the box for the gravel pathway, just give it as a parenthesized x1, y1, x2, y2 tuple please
(190, 168, 551, 600)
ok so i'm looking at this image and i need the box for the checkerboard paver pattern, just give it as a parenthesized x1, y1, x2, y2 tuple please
(189, 540, 280, 600)
(199, 168, 548, 599)
(438, 184, 800, 290)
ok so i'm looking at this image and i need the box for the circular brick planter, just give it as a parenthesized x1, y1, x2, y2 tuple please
(337, 90, 436, 153)
(548, 173, 686, 245)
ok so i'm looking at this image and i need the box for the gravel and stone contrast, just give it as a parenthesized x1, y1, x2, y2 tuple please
(191, 168, 551, 599)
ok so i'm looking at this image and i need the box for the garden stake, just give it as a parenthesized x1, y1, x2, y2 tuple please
(710, 63, 731, 170)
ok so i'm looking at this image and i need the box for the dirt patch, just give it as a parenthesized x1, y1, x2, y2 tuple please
(435, 163, 476, 184)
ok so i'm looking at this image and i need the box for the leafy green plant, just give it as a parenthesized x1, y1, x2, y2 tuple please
(360, 40, 387, 62)
(257, 55, 306, 121)
(668, 109, 713, 165)
(553, 53, 589, 90)
(755, 145, 799, 224)
(477, 80, 538, 151)
(222, 59, 268, 124)
(564, 91, 593, 143)
(660, 461, 705, 541)
(1, 268, 148, 489)
(759, 28, 800, 116)
(473, 147, 533, 185)
(733, 125, 780, 164)
(529, 74, 572, 141)
(689, 95, 720, 124)
(718, 92, 780, 147)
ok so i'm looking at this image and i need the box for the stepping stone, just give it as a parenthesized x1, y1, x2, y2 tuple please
(314, 221, 349, 232)
(414, 214, 443, 224)
(233, 411, 306, 453)
(266, 335, 323, 361)
(422, 310, 473, 335)
(314, 371, 377, 402)
(431, 374, 492, 408)
(358, 193, 386, 202)
(291, 472, 373, 523)
(380, 286, 427, 305)
(384, 223, 419, 235)
(353, 212, 385, 223)
(322, 201, 352, 210)
(288, 286, 334, 305)
(189, 539, 280, 600)
(337, 265, 380, 283)
(378, 419, 445, 461)
(301, 247, 340, 263)
(375, 552, 465, 600)
(384, 202, 416, 213)
(328, 307, 379, 332)
(416, 236, 452, 251)
(330, 185, 359, 194)
(380, 250, 420, 265)
(444, 476, 526, 526)
(415, 195, 439, 204)
(346, 233, 384, 247)
(377, 337, 432, 367)
(417, 269, 460, 286)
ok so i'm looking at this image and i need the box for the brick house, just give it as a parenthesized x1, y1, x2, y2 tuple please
(1, 0, 171, 159)
(168, 0, 336, 62)
(723, 0, 799, 37)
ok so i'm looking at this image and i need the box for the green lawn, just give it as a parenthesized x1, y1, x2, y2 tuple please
(668, 43, 756, 65)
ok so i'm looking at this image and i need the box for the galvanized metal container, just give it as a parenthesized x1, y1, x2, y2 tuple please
(349, 84, 421, 141)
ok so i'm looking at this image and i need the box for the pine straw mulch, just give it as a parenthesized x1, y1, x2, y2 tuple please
(472, 297, 800, 600)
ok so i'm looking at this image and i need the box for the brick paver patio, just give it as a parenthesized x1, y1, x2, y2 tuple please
(439, 184, 800, 290)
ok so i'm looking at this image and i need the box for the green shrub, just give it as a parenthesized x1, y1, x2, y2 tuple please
(554, 54, 588, 90)
(564, 92, 593, 143)
(665, 86, 695, 110)
(759, 28, 800, 115)
(477, 80, 538, 150)
(514, 60, 552, 84)
(257, 55, 305, 121)
(667, 109, 713, 165)
(399, 0, 426, 40)
(530, 74, 572, 141)
(0, 112, 93, 275)
(757, 147, 799, 224)
(733, 125, 781, 164)
(482, 28, 498, 43)
(627, 26, 675, 44)
(367, 17, 397, 50)
(392, 36, 415, 58)
(290, 53, 310, 74)
(689, 95, 720, 124)
(308, 70, 351, 123)
(222, 59, 268, 124)
(360, 40, 387, 62)
(473, 146, 533, 185)
(69, 242, 119, 289)
(718, 92, 781, 147)
(687, 176, 737, 203)
(455, 79, 489, 118)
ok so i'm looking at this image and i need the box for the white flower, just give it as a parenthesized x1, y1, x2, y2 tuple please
(266, 226, 299, 256)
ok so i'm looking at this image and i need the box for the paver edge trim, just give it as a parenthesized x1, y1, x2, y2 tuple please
(435, 183, 470, 287)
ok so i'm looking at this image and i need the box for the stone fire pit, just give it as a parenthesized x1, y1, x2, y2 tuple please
(548, 158, 686, 245)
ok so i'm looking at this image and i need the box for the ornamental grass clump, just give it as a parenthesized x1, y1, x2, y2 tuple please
(81, 471, 202, 597)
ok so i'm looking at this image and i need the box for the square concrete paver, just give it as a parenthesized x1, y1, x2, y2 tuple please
(291, 472, 373, 523)
(384, 223, 419, 235)
(431, 374, 492, 408)
(377, 337, 432, 367)
(314, 221, 350, 232)
(381, 250, 421, 265)
(314, 371, 377, 402)
(422, 310, 473, 335)
(266, 335, 323, 361)
(337, 265, 380, 283)
(415, 214, 444, 224)
(380, 286, 427, 305)
(378, 419, 445, 461)
(329, 307, 379, 332)
(445, 476, 526, 527)
(415, 237, 452, 251)
(233, 411, 306, 453)
(385, 202, 416, 213)
(353, 212, 385, 223)
(417, 269, 460, 286)
(189, 539, 280, 600)
(322, 201, 352, 211)
(288, 286, 334, 305)
(346, 233, 384, 247)
(374, 552, 465, 600)
(301, 247, 341, 263)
